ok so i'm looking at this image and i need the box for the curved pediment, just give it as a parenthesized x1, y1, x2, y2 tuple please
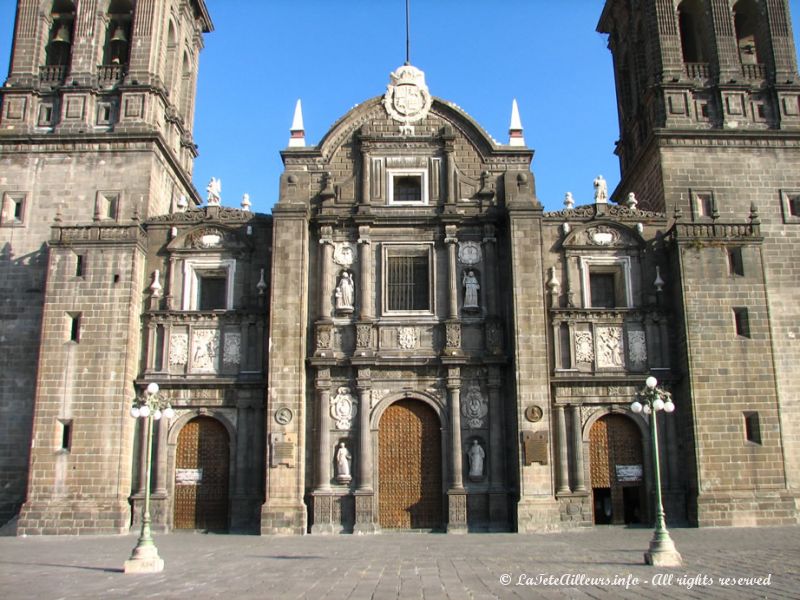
(562, 220, 644, 250)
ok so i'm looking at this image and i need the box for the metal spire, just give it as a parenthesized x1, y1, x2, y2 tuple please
(405, 0, 411, 65)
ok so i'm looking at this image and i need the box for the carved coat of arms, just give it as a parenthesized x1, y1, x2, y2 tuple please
(462, 383, 488, 429)
(330, 386, 357, 430)
(383, 65, 432, 124)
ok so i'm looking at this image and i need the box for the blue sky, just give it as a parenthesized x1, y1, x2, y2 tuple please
(2, 1, 800, 213)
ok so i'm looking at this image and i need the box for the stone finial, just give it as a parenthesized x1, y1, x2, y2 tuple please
(288, 99, 305, 147)
(654, 266, 665, 292)
(176, 195, 188, 211)
(206, 177, 221, 205)
(561, 222, 571, 235)
(626, 192, 638, 209)
(241, 193, 251, 211)
(749, 202, 760, 224)
(257, 268, 267, 296)
(564, 192, 574, 209)
(508, 98, 525, 147)
(546, 266, 561, 307)
(150, 270, 163, 297)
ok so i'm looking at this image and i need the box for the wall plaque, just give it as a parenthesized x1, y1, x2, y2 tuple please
(269, 432, 295, 468)
(175, 468, 203, 485)
(615, 464, 643, 482)
(522, 431, 548, 465)
(525, 405, 543, 423)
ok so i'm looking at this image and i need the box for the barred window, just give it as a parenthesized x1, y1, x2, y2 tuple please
(387, 255, 429, 311)
(393, 176, 422, 202)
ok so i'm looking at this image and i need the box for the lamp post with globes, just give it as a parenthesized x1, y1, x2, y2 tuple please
(630, 376, 682, 567)
(124, 382, 175, 574)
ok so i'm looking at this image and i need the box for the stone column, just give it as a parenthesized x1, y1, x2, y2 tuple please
(571, 404, 587, 492)
(154, 417, 168, 494)
(487, 367, 508, 529)
(555, 405, 570, 494)
(354, 369, 376, 533)
(443, 130, 456, 205)
(445, 225, 459, 319)
(319, 226, 334, 320)
(360, 145, 371, 207)
(447, 367, 467, 533)
(357, 226, 373, 320)
(482, 224, 497, 316)
(311, 377, 333, 534)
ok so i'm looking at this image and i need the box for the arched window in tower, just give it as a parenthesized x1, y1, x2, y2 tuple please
(164, 23, 178, 97)
(733, 0, 764, 69)
(46, 0, 76, 68)
(180, 52, 193, 119)
(103, 0, 133, 68)
(677, 0, 709, 65)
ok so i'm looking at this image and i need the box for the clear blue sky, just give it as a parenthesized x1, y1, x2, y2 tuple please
(2, 1, 800, 213)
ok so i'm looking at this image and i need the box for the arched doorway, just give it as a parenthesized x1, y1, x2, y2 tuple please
(378, 399, 443, 530)
(173, 416, 230, 531)
(589, 414, 644, 525)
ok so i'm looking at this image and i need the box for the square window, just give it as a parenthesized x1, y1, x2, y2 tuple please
(198, 274, 227, 310)
(38, 103, 54, 127)
(1, 192, 27, 226)
(694, 191, 715, 219)
(96, 191, 120, 221)
(727, 247, 744, 277)
(580, 258, 632, 309)
(382, 245, 433, 314)
(388, 169, 428, 205)
(743, 411, 761, 445)
(733, 307, 750, 338)
(589, 273, 616, 308)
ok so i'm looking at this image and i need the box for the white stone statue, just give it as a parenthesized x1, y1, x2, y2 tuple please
(335, 442, 352, 483)
(593, 175, 608, 204)
(206, 177, 222, 205)
(468, 440, 485, 480)
(462, 270, 480, 310)
(335, 272, 354, 312)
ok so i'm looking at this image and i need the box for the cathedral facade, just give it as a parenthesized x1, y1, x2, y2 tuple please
(1, 0, 798, 535)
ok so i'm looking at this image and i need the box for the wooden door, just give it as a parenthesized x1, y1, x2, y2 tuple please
(174, 417, 230, 530)
(378, 400, 442, 529)
(589, 414, 643, 525)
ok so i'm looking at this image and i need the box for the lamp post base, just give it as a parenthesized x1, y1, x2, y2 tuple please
(124, 543, 164, 574)
(644, 534, 682, 567)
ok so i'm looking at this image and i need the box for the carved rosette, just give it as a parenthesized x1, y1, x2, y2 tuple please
(597, 326, 625, 368)
(330, 386, 358, 430)
(397, 327, 418, 350)
(462, 383, 488, 429)
(574, 331, 594, 363)
(445, 322, 461, 349)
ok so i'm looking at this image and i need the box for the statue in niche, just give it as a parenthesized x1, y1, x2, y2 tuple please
(335, 271, 354, 313)
(335, 442, 352, 483)
(462, 270, 480, 311)
(468, 440, 485, 480)
(593, 175, 608, 204)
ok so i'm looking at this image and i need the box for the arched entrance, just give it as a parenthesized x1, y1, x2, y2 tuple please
(378, 399, 443, 530)
(589, 413, 644, 525)
(173, 416, 230, 531)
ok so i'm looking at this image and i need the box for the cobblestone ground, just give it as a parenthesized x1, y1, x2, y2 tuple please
(0, 526, 798, 599)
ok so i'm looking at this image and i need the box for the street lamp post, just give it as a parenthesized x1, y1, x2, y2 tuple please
(124, 382, 175, 574)
(630, 376, 682, 567)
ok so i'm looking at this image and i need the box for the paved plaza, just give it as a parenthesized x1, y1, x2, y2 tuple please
(0, 525, 798, 599)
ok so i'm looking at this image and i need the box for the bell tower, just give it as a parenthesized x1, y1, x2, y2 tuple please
(0, 0, 212, 531)
(599, 1, 800, 527)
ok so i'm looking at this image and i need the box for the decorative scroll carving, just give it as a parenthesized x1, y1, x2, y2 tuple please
(370, 389, 390, 409)
(397, 327, 417, 349)
(169, 333, 188, 365)
(462, 383, 488, 429)
(585, 225, 621, 246)
(597, 326, 624, 368)
(192, 329, 219, 373)
(186, 227, 227, 249)
(574, 331, 594, 363)
(330, 386, 358, 430)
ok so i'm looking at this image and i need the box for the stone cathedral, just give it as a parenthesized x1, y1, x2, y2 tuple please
(1, 0, 799, 535)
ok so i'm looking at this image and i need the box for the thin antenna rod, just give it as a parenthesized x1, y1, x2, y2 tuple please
(405, 0, 411, 65)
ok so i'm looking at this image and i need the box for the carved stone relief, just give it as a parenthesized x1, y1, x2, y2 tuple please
(192, 329, 219, 373)
(333, 243, 357, 267)
(370, 389, 390, 409)
(462, 383, 488, 429)
(316, 325, 333, 351)
(170, 332, 188, 366)
(585, 225, 620, 246)
(446, 322, 461, 348)
(485, 320, 502, 354)
(223, 332, 241, 366)
(627, 331, 647, 367)
(457, 241, 482, 265)
(574, 331, 594, 363)
(597, 326, 625, 368)
(356, 324, 372, 348)
(330, 386, 358, 430)
(397, 327, 418, 350)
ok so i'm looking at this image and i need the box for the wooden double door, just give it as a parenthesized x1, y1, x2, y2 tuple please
(378, 400, 443, 530)
(174, 417, 230, 531)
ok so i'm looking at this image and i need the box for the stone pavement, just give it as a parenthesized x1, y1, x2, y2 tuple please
(0, 526, 798, 599)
